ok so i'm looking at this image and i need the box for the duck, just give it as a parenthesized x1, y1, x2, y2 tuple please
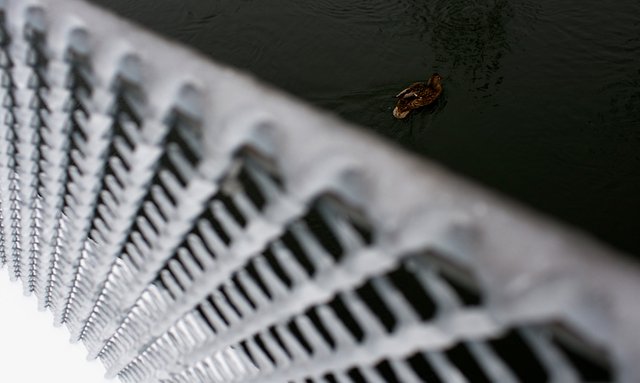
(393, 73, 443, 119)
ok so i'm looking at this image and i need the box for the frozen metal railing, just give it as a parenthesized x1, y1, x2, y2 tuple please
(0, 0, 639, 382)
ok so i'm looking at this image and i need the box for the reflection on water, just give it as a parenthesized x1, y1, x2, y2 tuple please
(89, 0, 640, 256)
(424, 0, 516, 93)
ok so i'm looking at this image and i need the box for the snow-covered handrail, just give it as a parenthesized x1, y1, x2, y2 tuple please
(0, 0, 638, 382)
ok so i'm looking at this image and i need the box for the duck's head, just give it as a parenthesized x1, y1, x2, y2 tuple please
(427, 73, 443, 87)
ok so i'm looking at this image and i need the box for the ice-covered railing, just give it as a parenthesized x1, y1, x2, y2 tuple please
(0, 0, 639, 382)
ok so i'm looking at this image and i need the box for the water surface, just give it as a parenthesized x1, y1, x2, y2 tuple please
(88, 0, 640, 256)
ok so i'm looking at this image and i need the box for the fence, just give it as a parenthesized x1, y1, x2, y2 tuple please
(0, 0, 639, 382)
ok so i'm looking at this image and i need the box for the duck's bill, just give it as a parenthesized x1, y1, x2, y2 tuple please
(393, 107, 410, 119)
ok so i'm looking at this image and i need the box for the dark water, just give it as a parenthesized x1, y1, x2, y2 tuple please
(88, 0, 640, 256)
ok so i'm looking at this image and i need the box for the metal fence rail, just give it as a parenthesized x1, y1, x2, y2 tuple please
(0, 0, 639, 382)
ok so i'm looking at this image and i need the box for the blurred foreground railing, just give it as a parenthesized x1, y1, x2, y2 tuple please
(0, 0, 639, 382)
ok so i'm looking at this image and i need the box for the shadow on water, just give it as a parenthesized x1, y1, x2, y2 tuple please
(88, 0, 640, 256)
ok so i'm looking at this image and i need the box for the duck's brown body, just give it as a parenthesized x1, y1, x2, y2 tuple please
(393, 74, 443, 119)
